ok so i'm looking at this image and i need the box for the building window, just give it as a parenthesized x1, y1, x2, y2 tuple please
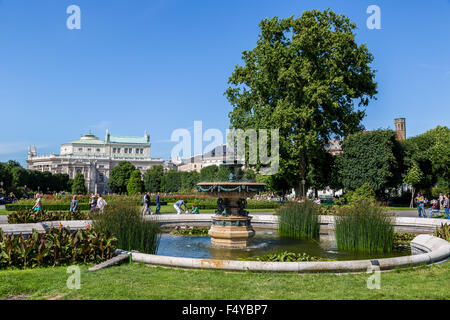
(124, 148, 128, 154)
(117, 148, 121, 153)
(78, 148, 82, 152)
(87, 148, 91, 152)
(140, 149, 143, 154)
(113, 148, 116, 153)
(96, 148, 100, 152)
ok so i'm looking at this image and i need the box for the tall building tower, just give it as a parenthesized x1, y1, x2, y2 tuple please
(394, 118, 406, 141)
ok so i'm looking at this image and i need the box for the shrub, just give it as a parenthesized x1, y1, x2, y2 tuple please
(6, 203, 91, 211)
(278, 200, 320, 239)
(348, 183, 376, 205)
(92, 202, 160, 254)
(0, 227, 117, 269)
(434, 223, 450, 241)
(8, 210, 91, 224)
(335, 202, 394, 253)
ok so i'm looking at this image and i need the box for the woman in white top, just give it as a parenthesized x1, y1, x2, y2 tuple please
(32, 193, 42, 213)
(96, 194, 107, 212)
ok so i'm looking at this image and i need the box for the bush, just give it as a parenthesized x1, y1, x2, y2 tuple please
(348, 183, 376, 205)
(335, 202, 394, 253)
(6, 203, 91, 211)
(8, 210, 91, 224)
(92, 202, 161, 254)
(434, 223, 450, 241)
(0, 227, 117, 268)
(278, 200, 320, 239)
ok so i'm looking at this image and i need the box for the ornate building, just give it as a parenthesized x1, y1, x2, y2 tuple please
(27, 130, 164, 194)
(394, 118, 406, 141)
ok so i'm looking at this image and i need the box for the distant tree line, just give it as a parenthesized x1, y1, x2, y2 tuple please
(0, 160, 71, 197)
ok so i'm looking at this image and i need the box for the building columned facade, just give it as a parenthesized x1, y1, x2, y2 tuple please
(27, 130, 164, 194)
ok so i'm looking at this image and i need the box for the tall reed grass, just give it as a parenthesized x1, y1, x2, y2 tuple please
(92, 202, 161, 254)
(335, 202, 394, 253)
(278, 200, 320, 239)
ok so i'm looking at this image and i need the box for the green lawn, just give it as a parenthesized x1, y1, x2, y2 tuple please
(0, 261, 448, 300)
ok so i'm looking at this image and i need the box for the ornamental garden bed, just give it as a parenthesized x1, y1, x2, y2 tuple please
(0, 227, 117, 269)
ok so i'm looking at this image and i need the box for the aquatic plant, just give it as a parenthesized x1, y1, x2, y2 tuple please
(92, 202, 160, 254)
(335, 202, 394, 253)
(278, 200, 320, 239)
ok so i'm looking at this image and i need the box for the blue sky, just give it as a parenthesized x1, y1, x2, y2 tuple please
(0, 0, 449, 166)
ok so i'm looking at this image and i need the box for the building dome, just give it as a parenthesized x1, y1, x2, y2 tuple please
(80, 133, 100, 141)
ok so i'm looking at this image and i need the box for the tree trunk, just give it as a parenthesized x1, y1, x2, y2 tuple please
(409, 187, 415, 208)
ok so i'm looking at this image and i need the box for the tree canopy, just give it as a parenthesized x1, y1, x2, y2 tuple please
(339, 129, 403, 198)
(225, 10, 377, 195)
(107, 161, 136, 193)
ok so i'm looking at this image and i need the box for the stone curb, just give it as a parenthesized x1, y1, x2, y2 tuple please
(130, 234, 450, 273)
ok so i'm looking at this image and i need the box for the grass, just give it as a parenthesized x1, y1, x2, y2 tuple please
(0, 261, 448, 300)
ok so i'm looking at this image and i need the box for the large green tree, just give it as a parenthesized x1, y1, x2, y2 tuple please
(143, 165, 164, 193)
(107, 161, 136, 193)
(127, 170, 143, 195)
(180, 171, 200, 192)
(72, 173, 87, 195)
(161, 170, 181, 193)
(340, 130, 403, 198)
(225, 10, 377, 195)
(402, 126, 450, 194)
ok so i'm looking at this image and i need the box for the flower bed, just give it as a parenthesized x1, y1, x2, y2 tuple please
(0, 227, 117, 268)
(7, 210, 92, 224)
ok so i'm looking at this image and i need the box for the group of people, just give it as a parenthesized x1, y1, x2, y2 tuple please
(141, 192, 161, 215)
(69, 194, 107, 213)
(415, 192, 449, 219)
(173, 200, 199, 215)
(140, 193, 200, 216)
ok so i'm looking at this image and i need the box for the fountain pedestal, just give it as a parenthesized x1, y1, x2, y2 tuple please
(197, 182, 266, 249)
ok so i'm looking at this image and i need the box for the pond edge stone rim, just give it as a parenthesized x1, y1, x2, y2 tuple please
(1, 214, 448, 273)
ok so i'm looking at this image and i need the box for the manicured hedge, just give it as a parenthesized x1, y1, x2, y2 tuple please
(8, 210, 92, 224)
(6, 203, 91, 211)
(5, 201, 168, 211)
(0, 227, 117, 268)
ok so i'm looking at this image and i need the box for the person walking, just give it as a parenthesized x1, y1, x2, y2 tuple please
(155, 192, 161, 214)
(96, 194, 107, 213)
(89, 194, 97, 213)
(173, 199, 187, 214)
(142, 192, 153, 216)
(428, 198, 440, 218)
(444, 194, 450, 219)
(70, 195, 78, 213)
(439, 193, 444, 214)
(31, 193, 42, 213)
(415, 192, 425, 218)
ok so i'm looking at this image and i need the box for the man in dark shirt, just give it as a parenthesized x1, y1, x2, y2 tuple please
(142, 192, 153, 215)
(155, 192, 161, 214)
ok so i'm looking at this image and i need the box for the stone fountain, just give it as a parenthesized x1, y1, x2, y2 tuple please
(197, 161, 266, 248)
